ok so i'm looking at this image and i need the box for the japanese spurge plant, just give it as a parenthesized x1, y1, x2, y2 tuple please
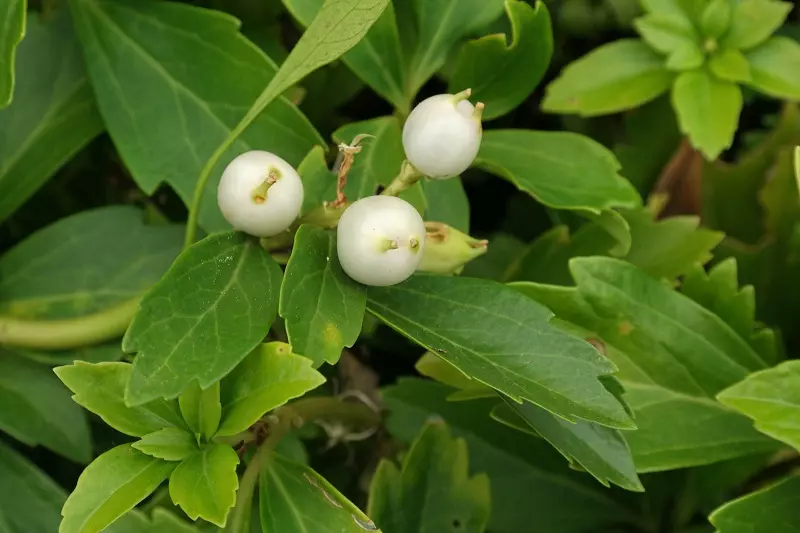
(542, 0, 800, 159)
(217, 150, 304, 237)
(5, 0, 800, 533)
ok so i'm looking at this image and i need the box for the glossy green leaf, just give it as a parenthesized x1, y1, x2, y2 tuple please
(367, 274, 632, 429)
(665, 41, 704, 71)
(672, 69, 742, 160)
(476, 129, 641, 213)
(55, 361, 185, 438)
(259, 450, 379, 532)
(0, 351, 91, 464)
(621, 208, 724, 279)
(709, 48, 751, 82)
(681, 259, 779, 365)
(403, 0, 505, 98)
(721, 0, 792, 50)
(542, 39, 674, 116)
(123, 231, 283, 406)
(369, 422, 490, 533)
(710, 477, 800, 533)
(513, 258, 779, 471)
(217, 342, 325, 437)
(106, 508, 201, 533)
(383, 379, 642, 533)
(332, 117, 426, 213)
(0, 206, 182, 320)
(132, 428, 199, 461)
(179, 381, 221, 440)
(415, 352, 493, 400)
(0, 8, 103, 222)
(280, 225, 366, 366)
(281, 0, 407, 111)
(745, 37, 800, 100)
(700, 0, 731, 38)
(169, 445, 239, 526)
(297, 145, 335, 214)
(633, 13, 697, 54)
(717, 360, 800, 451)
(620, 382, 777, 472)
(421, 177, 470, 231)
(503, 397, 643, 491)
(0, 0, 24, 107)
(68, 0, 323, 233)
(61, 444, 176, 533)
(449, 0, 552, 120)
(0, 440, 66, 533)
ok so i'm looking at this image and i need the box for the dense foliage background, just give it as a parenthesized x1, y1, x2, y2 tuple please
(3, 0, 800, 532)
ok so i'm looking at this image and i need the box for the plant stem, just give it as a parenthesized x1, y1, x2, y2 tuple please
(381, 160, 423, 197)
(225, 396, 379, 532)
(0, 298, 140, 351)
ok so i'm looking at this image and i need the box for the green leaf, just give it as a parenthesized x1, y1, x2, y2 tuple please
(621, 208, 724, 279)
(721, 0, 792, 51)
(0, 206, 182, 320)
(403, 0, 505, 98)
(633, 13, 698, 54)
(12, 343, 124, 366)
(217, 342, 325, 437)
(383, 379, 641, 533)
(476, 129, 641, 213)
(502, 397, 643, 491)
(620, 382, 777, 472)
(297, 146, 335, 215)
(709, 48, 751, 82)
(700, 0, 731, 39)
(331, 117, 425, 213)
(710, 477, 800, 533)
(132, 428, 199, 461)
(280, 226, 366, 366)
(68, 0, 323, 233)
(368, 422, 490, 533)
(169, 445, 239, 527)
(745, 37, 800, 100)
(672, 69, 742, 159)
(0, 8, 103, 222)
(366, 274, 633, 429)
(179, 381, 221, 441)
(461, 233, 525, 281)
(0, 0, 24, 107)
(0, 438, 69, 533)
(449, 0, 553, 120)
(0, 351, 91, 463)
(55, 361, 185, 438)
(123, 231, 282, 406)
(513, 258, 779, 471)
(61, 444, 176, 533)
(681, 259, 779, 365)
(259, 450, 379, 532)
(281, 0, 407, 111)
(542, 39, 674, 116)
(415, 352, 493, 400)
(717, 360, 800, 451)
(665, 41, 704, 71)
(421, 177, 470, 232)
(106, 508, 201, 533)
(571, 257, 767, 392)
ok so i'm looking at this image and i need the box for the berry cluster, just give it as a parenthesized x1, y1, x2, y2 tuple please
(216, 91, 484, 286)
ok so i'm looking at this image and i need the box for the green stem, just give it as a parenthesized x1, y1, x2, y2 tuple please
(0, 298, 140, 351)
(381, 160, 423, 197)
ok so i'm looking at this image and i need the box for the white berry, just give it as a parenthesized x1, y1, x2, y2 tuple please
(402, 90, 483, 178)
(217, 150, 304, 237)
(337, 196, 425, 286)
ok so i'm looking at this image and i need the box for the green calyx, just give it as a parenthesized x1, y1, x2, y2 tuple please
(418, 222, 488, 275)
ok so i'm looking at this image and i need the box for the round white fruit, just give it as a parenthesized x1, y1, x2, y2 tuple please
(337, 196, 426, 286)
(402, 93, 482, 178)
(217, 150, 304, 237)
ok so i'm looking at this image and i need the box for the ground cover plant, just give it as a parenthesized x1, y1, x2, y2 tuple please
(2, 0, 800, 532)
